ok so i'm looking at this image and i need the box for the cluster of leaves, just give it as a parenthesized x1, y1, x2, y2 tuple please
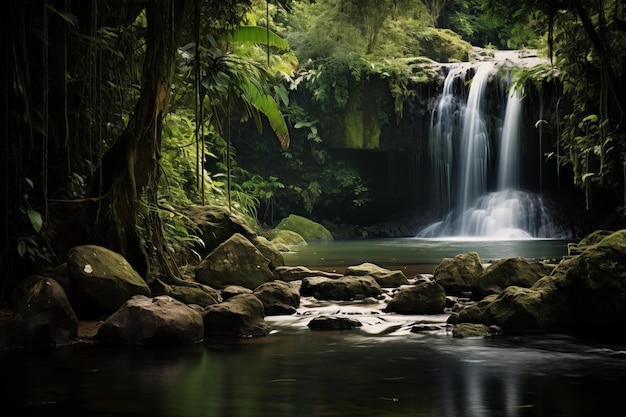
(501, 0, 626, 217)
(441, 0, 543, 49)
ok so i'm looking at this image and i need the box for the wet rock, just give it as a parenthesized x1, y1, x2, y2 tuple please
(307, 316, 362, 330)
(151, 279, 222, 308)
(97, 295, 204, 345)
(273, 266, 342, 282)
(202, 294, 268, 338)
(0, 276, 78, 349)
(300, 276, 382, 301)
(344, 263, 409, 287)
(410, 323, 447, 333)
(253, 281, 300, 315)
(385, 280, 446, 314)
(452, 323, 492, 338)
(434, 252, 484, 295)
(67, 245, 151, 316)
(222, 285, 253, 300)
(195, 233, 274, 290)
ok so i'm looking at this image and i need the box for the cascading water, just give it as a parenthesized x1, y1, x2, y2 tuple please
(418, 62, 564, 239)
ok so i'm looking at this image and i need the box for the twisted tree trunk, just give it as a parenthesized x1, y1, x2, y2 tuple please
(87, 0, 187, 282)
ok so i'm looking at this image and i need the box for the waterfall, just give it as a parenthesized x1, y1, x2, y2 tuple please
(457, 65, 491, 232)
(497, 88, 522, 190)
(418, 63, 564, 240)
(429, 66, 465, 216)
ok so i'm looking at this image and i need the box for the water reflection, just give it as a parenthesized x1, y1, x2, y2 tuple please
(3, 328, 625, 417)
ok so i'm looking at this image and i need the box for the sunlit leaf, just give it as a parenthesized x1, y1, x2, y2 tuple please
(27, 209, 43, 233)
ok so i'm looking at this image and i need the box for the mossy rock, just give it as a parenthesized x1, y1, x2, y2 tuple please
(274, 214, 333, 242)
(417, 28, 473, 63)
(577, 230, 615, 247)
(262, 229, 308, 248)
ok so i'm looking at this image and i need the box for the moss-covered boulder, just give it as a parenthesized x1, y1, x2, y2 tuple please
(274, 214, 333, 242)
(300, 276, 381, 301)
(194, 233, 274, 290)
(344, 262, 409, 288)
(67, 245, 151, 315)
(416, 28, 473, 63)
(262, 229, 307, 251)
(384, 280, 446, 314)
(472, 257, 544, 298)
(434, 252, 484, 295)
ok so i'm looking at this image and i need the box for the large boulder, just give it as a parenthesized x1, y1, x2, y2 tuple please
(552, 229, 626, 337)
(97, 295, 204, 345)
(433, 252, 484, 295)
(384, 280, 447, 314)
(344, 263, 409, 288)
(195, 233, 274, 290)
(274, 214, 333, 242)
(300, 276, 382, 301)
(202, 294, 268, 338)
(182, 205, 257, 256)
(472, 257, 544, 298)
(0, 276, 78, 349)
(253, 281, 300, 315)
(67, 245, 151, 316)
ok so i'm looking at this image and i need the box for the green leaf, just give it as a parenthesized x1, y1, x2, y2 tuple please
(17, 240, 26, 257)
(225, 26, 290, 51)
(27, 209, 43, 232)
(241, 80, 290, 149)
(582, 114, 598, 123)
(274, 84, 289, 106)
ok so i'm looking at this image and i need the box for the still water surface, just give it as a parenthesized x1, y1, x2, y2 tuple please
(283, 238, 570, 273)
(4, 238, 624, 417)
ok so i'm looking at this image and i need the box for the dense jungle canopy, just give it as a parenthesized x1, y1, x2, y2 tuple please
(2, 0, 626, 302)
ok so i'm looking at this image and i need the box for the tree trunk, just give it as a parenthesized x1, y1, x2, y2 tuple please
(86, 0, 187, 282)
